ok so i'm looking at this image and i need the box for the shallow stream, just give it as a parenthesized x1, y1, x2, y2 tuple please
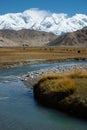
(0, 61, 87, 130)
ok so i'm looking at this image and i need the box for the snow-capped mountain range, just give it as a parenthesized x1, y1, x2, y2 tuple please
(0, 8, 87, 35)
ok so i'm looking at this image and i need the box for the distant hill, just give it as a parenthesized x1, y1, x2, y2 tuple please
(0, 27, 87, 47)
(0, 29, 57, 47)
(48, 27, 87, 47)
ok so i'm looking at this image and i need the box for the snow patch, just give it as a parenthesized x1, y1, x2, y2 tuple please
(0, 8, 87, 35)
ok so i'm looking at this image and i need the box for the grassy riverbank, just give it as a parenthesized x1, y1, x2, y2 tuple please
(0, 47, 87, 68)
(34, 71, 87, 119)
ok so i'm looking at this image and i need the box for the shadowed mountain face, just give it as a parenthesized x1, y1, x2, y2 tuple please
(48, 27, 87, 47)
(0, 29, 57, 47)
(0, 27, 87, 47)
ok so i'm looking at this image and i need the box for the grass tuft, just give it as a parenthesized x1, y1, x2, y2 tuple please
(34, 70, 87, 119)
(35, 70, 87, 98)
(67, 70, 87, 79)
(36, 73, 77, 94)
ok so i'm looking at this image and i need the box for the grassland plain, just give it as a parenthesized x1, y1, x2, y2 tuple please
(34, 71, 87, 119)
(0, 47, 87, 68)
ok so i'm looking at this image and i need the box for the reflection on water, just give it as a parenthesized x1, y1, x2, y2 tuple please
(0, 61, 87, 130)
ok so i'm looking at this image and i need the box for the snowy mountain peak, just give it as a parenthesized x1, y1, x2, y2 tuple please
(0, 8, 87, 35)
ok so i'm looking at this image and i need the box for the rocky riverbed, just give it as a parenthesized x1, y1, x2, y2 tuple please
(21, 63, 87, 88)
(18, 62, 87, 119)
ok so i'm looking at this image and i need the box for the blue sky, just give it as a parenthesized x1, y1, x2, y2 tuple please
(0, 0, 87, 16)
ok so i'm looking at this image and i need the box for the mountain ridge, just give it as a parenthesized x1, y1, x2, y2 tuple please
(48, 26, 87, 47)
(0, 8, 87, 35)
(0, 29, 57, 47)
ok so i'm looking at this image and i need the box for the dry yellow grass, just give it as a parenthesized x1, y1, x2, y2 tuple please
(36, 73, 77, 94)
(67, 70, 87, 79)
(35, 70, 87, 98)
(0, 47, 87, 68)
(39, 77, 76, 93)
(34, 71, 87, 118)
(37, 70, 87, 97)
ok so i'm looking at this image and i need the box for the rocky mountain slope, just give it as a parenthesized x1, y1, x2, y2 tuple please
(0, 29, 57, 47)
(48, 27, 87, 47)
(0, 8, 87, 35)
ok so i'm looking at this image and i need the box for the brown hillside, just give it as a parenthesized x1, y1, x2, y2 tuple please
(0, 29, 57, 47)
(48, 27, 87, 47)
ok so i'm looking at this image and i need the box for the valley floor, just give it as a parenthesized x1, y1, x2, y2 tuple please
(0, 47, 87, 68)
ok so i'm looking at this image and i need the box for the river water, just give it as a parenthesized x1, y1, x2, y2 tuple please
(0, 61, 87, 130)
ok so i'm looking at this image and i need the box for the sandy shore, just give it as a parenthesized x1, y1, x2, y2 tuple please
(21, 63, 87, 88)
